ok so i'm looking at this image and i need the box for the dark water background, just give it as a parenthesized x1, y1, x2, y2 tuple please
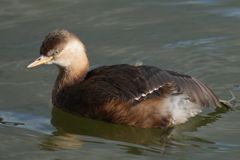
(1, 0, 240, 159)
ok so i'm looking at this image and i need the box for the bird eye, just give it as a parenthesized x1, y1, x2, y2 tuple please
(54, 50, 60, 55)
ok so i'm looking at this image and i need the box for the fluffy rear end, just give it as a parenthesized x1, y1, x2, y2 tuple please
(166, 94, 201, 124)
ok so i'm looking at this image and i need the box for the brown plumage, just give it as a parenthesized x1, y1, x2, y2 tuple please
(27, 30, 221, 128)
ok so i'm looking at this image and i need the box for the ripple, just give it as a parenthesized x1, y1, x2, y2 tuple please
(163, 0, 218, 6)
(0, 111, 53, 135)
(133, 1, 218, 6)
(162, 37, 228, 50)
(207, 7, 240, 18)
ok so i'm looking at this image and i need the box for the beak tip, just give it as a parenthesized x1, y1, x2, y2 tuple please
(27, 64, 33, 68)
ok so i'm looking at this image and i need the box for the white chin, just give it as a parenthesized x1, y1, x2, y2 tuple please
(46, 61, 54, 65)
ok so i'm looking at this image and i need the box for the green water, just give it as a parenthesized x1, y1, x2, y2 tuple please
(1, 0, 240, 159)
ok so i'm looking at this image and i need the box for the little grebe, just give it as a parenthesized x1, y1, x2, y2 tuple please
(28, 30, 221, 128)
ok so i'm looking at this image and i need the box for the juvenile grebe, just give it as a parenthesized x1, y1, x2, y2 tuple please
(27, 30, 221, 128)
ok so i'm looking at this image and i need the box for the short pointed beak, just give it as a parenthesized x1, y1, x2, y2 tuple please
(27, 55, 53, 68)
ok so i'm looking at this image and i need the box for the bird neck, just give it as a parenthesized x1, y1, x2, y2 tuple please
(54, 54, 89, 91)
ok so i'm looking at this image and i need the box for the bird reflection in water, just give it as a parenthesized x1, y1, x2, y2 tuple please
(37, 100, 234, 154)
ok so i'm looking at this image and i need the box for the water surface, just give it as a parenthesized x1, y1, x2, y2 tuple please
(1, 0, 240, 159)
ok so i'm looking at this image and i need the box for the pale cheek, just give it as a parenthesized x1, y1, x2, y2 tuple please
(54, 58, 70, 67)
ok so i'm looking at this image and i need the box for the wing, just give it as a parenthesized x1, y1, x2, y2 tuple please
(138, 65, 221, 108)
(80, 64, 220, 108)
(83, 64, 149, 101)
